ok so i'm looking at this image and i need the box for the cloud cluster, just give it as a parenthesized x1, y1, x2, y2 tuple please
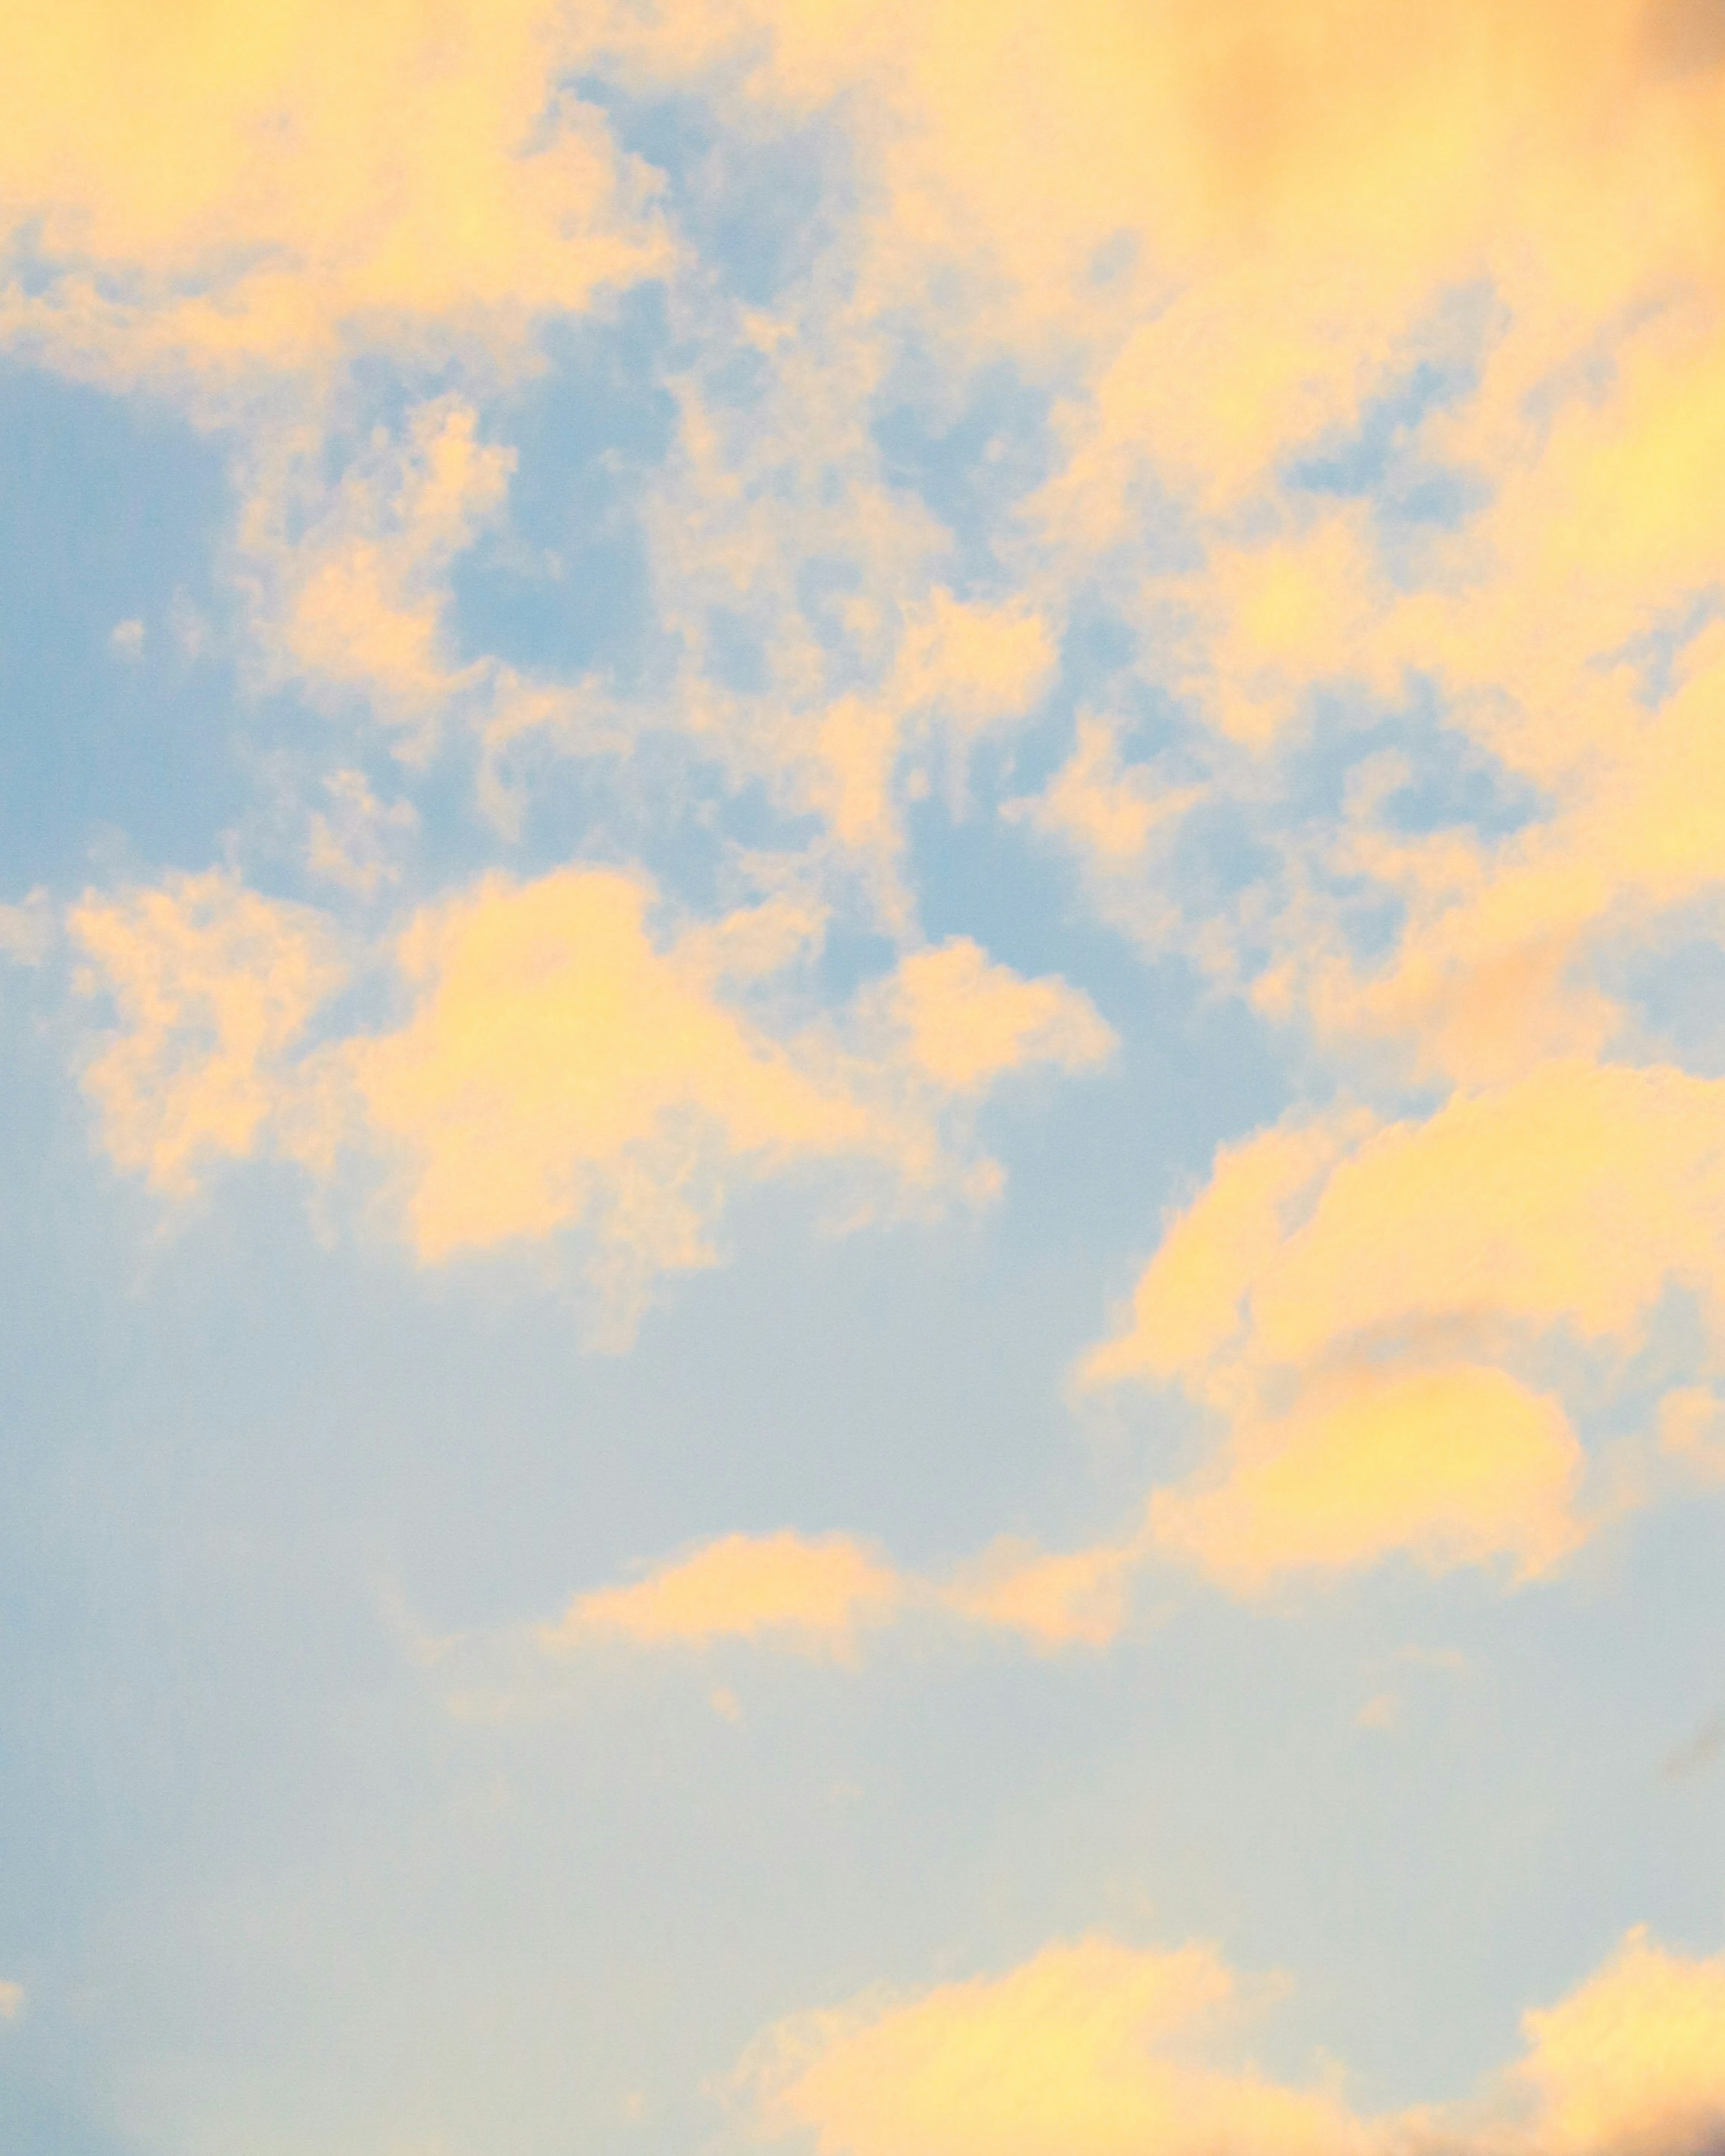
(544, 1524, 1140, 1660)
(738, 1926, 1725, 2156)
(1084, 1061, 1725, 1590)
(72, 868, 1111, 1335)
(0, 0, 667, 387)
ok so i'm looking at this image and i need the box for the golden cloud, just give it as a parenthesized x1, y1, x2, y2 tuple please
(737, 1926, 1725, 2156)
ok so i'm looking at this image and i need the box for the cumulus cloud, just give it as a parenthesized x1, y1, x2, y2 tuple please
(0, 0, 668, 386)
(70, 864, 1110, 1334)
(738, 1933, 1362, 2156)
(1084, 1061, 1725, 1590)
(71, 871, 345, 1196)
(736, 1926, 1725, 2156)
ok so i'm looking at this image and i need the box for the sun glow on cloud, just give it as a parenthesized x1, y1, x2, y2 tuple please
(7, 0, 1725, 2144)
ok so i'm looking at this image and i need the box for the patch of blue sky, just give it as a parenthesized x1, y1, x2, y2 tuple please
(1601, 909, 1725, 1076)
(1278, 674, 1545, 842)
(0, 365, 243, 893)
(872, 353, 1059, 596)
(1600, 583, 1725, 708)
(903, 786, 1291, 1246)
(570, 75, 854, 311)
(445, 292, 675, 694)
(1284, 283, 1498, 553)
(486, 720, 823, 919)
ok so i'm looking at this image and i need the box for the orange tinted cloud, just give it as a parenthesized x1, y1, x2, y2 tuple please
(1087, 1062, 1725, 1589)
(547, 1532, 906, 1661)
(71, 872, 345, 1195)
(740, 1933, 1363, 2156)
(739, 1926, 1725, 2156)
(1150, 1365, 1585, 1591)
(883, 937, 1115, 1094)
(0, 0, 667, 382)
(1517, 1928, 1725, 2156)
(70, 866, 1109, 1332)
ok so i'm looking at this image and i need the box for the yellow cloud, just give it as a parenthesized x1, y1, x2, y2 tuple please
(71, 871, 345, 1195)
(740, 1933, 1364, 2156)
(546, 1531, 906, 1661)
(1083, 1118, 1359, 1390)
(340, 868, 889, 1283)
(940, 1534, 1139, 1648)
(1517, 1928, 1725, 2156)
(71, 864, 1108, 1333)
(809, 589, 1060, 858)
(1086, 1061, 1725, 1587)
(532, 1516, 1145, 1670)
(739, 1925, 1725, 2156)
(1150, 1365, 1585, 1591)
(0, 0, 667, 380)
(883, 937, 1116, 1094)
(250, 398, 515, 751)
(1094, 1065, 1725, 1393)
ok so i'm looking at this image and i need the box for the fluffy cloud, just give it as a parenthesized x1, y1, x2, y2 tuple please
(539, 1520, 1144, 1667)
(1517, 1928, 1725, 2156)
(544, 1532, 907, 1661)
(737, 1926, 1725, 2156)
(0, 0, 667, 385)
(738, 1934, 1362, 2156)
(1086, 1061, 1725, 1590)
(70, 872, 345, 1196)
(71, 865, 1110, 1332)
(1148, 1365, 1584, 1592)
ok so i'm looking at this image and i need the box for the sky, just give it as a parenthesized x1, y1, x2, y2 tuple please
(1, 2, 1725, 2150)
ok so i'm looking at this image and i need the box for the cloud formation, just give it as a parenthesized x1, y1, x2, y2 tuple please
(739, 1926, 1725, 2156)
(543, 1522, 1143, 1661)
(71, 867, 1110, 1333)
(1085, 1062, 1725, 1590)
(1, 0, 667, 384)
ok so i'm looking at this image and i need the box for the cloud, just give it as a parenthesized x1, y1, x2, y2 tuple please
(71, 871, 345, 1196)
(246, 398, 516, 755)
(939, 1533, 1140, 1648)
(0, 0, 668, 386)
(737, 1933, 1363, 2156)
(532, 1518, 1145, 1672)
(1085, 1060, 1725, 1590)
(1148, 1365, 1585, 1592)
(736, 1926, 1725, 2156)
(335, 869, 898, 1304)
(879, 937, 1116, 1094)
(0, 1980, 22, 2023)
(544, 1532, 907, 1661)
(304, 770, 417, 898)
(70, 863, 1109, 1333)
(1515, 1927, 1725, 2156)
